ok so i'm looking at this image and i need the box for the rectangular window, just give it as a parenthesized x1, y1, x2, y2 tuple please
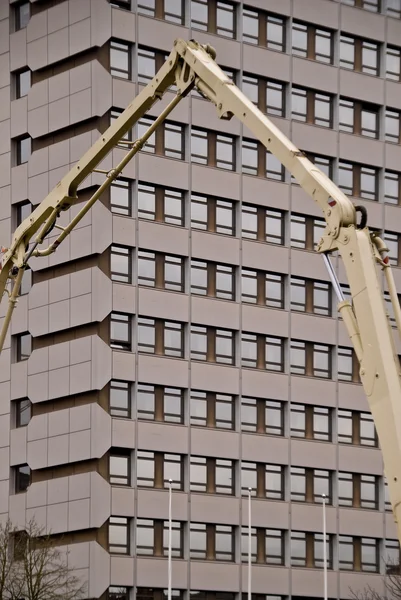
(191, 0, 236, 38)
(290, 214, 325, 251)
(137, 451, 183, 490)
(291, 467, 331, 503)
(110, 313, 131, 351)
(15, 398, 31, 428)
(338, 161, 378, 201)
(241, 141, 285, 181)
(243, 8, 286, 52)
(241, 333, 284, 372)
(110, 452, 130, 486)
(339, 537, 379, 572)
(15, 69, 31, 99)
(387, 0, 401, 17)
(339, 472, 378, 509)
(241, 205, 285, 244)
(16, 136, 32, 165)
(138, 47, 168, 84)
(241, 528, 284, 565)
(138, 318, 184, 358)
(111, 245, 131, 283)
(384, 231, 400, 266)
(290, 277, 331, 316)
(190, 456, 235, 495)
(111, 180, 131, 216)
(292, 21, 333, 64)
(190, 523, 234, 561)
(138, 250, 184, 292)
(136, 519, 183, 557)
(340, 35, 379, 76)
(241, 397, 284, 436)
(385, 171, 401, 205)
(191, 128, 236, 171)
(241, 462, 284, 499)
(110, 40, 131, 79)
(291, 87, 332, 128)
(241, 268, 284, 309)
(138, 183, 184, 226)
(137, 384, 184, 424)
(190, 390, 235, 429)
(15, 2, 30, 30)
(190, 193, 235, 236)
(191, 325, 235, 365)
(242, 75, 286, 118)
(386, 46, 401, 81)
(138, 117, 184, 160)
(290, 341, 331, 379)
(16, 332, 32, 362)
(338, 346, 360, 382)
(339, 98, 379, 138)
(338, 409, 378, 446)
(385, 109, 400, 143)
(15, 464, 30, 493)
(138, 0, 185, 24)
(109, 516, 129, 554)
(190, 260, 235, 300)
(290, 404, 331, 441)
(110, 380, 131, 418)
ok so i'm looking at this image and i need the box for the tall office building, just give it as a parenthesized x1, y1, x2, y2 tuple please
(1, 0, 401, 598)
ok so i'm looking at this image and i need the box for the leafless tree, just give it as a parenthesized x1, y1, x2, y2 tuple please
(0, 518, 87, 600)
(349, 561, 401, 600)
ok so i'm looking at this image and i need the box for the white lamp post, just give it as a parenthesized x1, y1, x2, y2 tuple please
(322, 493, 328, 600)
(168, 479, 173, 600)
(248, 487, 252, 600)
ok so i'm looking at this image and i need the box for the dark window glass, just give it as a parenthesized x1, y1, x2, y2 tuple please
(16, 2, 30, 30)
(110, 453, 130, 486)
(110, 380, 131, 418)
(111, 245, 131, 283)
(111, 180, 131, 216)
(16, 398, 31, 428)
(110, 40, 131, 79)
(386, 46, 401, 81)
(15, 465, 30, 493)
(16, 69, 31, 99)
(16, 333, 32, 362)
(17, 136, 31, 165)
(110, 313, 131, 350)
(109, 516, 129, 554)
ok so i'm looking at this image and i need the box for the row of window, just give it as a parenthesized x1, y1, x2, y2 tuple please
(111, 183, 401, 262)
(116, 247, 333, 311)
(13, 385, 376, 448)
(108, 450, 386, 509)
(108, 516, 398, 573)
(108, 313, 357, 380)
(109, 384, 375, 446)
(110, 2, 401, 81)
(15, 118, 401, 214)
(111, 246, 398, 323)
(245, 74, 401, 144)
(11, 316, 369, 381)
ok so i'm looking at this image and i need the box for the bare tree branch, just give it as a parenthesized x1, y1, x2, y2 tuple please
(0, 518, 87, 600)
(349, 559, 401, 600)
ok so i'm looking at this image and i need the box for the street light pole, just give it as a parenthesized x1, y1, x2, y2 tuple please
(168, 479, 172, 600)
(248, 487, 252, 600)
(322, 493, 328, 600)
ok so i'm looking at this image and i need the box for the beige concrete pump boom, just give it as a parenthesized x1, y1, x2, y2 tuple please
(2, 38, 401, 541)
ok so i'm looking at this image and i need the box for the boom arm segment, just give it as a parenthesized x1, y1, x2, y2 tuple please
(2, 38, 401, 542)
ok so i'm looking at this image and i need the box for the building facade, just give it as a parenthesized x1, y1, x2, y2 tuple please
(1, 0, 401, 598)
